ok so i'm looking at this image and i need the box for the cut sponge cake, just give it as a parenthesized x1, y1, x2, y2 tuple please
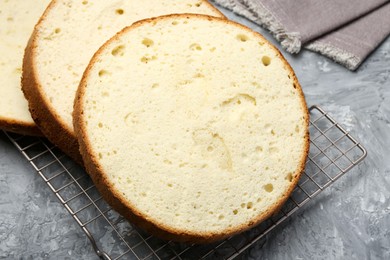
(22, 0, 224, 164)
(74, 14, 310, 242)
(0, 0, 50, 135)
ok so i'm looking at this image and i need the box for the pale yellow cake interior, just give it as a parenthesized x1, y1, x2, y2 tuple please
(0, 0, 50, 125)
(78, 16, 308, 234)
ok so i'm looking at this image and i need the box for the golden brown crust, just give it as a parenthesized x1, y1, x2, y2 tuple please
(74, 14, 310, 243)
(0, 116, 42, 136)
(22, 34, 83, 164)
(21, 0, 85, 165)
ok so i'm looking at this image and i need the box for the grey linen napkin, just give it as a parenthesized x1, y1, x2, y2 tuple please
(214, 0, 390, 70)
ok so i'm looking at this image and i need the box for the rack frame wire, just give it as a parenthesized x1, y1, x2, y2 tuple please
(3, 105, 367, 259)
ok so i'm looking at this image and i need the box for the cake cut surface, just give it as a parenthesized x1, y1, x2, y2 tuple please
(22, 0, 224, 163)
(0, 0, 50, 135)
(74, 14, 309, 243)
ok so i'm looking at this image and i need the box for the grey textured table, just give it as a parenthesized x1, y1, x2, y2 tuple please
(1, 5, 389, 260)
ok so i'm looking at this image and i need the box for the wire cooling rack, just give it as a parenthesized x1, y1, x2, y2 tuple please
(3, 105, 366, 259)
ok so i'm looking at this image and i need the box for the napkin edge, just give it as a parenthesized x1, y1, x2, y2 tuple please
(306, 41, 361, 70)
(243, 0, 302, 53)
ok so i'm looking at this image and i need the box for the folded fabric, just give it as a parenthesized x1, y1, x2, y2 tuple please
(214, 0, 390, 70)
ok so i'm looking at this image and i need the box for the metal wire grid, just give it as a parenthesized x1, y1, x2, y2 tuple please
(3, 105, 366, 260)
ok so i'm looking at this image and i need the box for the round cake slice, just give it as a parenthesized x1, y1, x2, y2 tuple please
(74, 14, 310, 243)
(22, 0, 224, 164)
(0, 0, 50, 135)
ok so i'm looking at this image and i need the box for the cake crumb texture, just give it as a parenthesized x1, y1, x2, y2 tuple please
(74, 14, 309, 242)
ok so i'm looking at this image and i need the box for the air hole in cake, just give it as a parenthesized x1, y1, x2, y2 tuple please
(164, 159, 172, 165)
(256, 146, 263, 153)
(98, 122, 103, 128)
(257, 198, 262, 203)
(293, 83, 297, 89)
(194, 73, 204, 78)
(195, 2, 202, 7)
(141, 55, 157, 63)
(236, 34, 249, 42)
(271, 129, 276, 135)
(241, 203, 246, 208)
(264, 183, 274, 192)
(179, 162, 187, 168)
(54, 28, 61, 34)
(207, 146, 214, 152)
(142, 38, 154, 48)
(167, 183, 173, 187)
(233, 209, 238, 215)
(295, 125, 300, 133)
(98, 153, 103, 159)
(210, 47, 216, 52)
(189, 43, 202, 51)
(218, 215, 224, 220)
(141, 56, 149, 63)
(116, 9, 124, 15)
(111, 45, 125, 56)
(221, 93, 256, 107)
(98, 69, 109, 77)
(262, 56, 271, 66)
(172, 21, 178, 25)
(12, 67, 22, 74)
(286, 173, 293, 182)
(82, 1, 88, 5)
(246, 202, 253, 209)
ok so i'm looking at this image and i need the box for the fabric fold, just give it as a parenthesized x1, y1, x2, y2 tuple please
(306, 3, 390, 70)
(213, 0, 390, 70)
